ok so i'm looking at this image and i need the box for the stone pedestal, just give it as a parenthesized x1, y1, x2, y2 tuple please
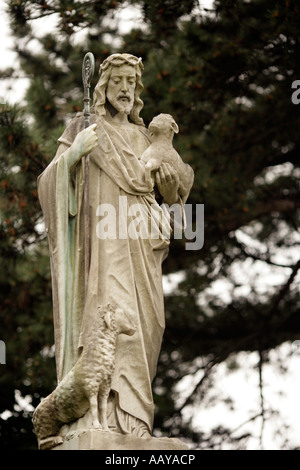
(52, 429, 189, 450)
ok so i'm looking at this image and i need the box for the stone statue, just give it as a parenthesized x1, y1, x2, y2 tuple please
(34, 53, 194, 450)
(33, 304, 136, 449)
(141, 113, 194, 204)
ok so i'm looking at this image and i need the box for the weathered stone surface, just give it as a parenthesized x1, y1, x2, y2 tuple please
(52, 429, 189, 451)
(141, 113, 194, 204)
(34, 53, 194, 448)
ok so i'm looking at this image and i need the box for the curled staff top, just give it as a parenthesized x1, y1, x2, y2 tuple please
(82, 52, 95, 89)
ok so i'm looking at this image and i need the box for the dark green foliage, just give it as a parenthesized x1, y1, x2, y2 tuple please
(1, 0, 300, 449)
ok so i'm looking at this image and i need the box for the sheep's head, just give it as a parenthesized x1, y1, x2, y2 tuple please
(100, 303, 136, 337)
(148, 113, 179, 139)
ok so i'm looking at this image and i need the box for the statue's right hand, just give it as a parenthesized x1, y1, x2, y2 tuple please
(70, 123, 98, 163)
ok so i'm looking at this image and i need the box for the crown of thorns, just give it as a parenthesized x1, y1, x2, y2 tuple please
(99, 53, 144, 74)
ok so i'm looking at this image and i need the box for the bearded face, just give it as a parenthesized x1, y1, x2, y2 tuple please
(106, 64, 136, 115)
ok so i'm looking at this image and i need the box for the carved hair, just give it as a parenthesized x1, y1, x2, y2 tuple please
(93, 53, 145, 126)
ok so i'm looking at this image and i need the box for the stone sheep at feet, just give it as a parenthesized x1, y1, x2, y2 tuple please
(32, 303, 136, 450)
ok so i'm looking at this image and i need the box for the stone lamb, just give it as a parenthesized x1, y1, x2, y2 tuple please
(141, 113, 194, 204)
(32, 303, 136, 450)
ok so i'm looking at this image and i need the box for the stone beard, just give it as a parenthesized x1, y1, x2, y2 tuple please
(36, 53, 193, 443)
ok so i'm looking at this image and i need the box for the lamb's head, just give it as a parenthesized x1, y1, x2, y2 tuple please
(148, 113, 179, 140)
(101, 303, 136, 337)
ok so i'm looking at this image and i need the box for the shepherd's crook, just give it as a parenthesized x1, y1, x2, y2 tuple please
(82, 52, 95, 296)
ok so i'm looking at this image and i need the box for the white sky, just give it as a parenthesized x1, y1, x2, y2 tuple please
(176, 345, 300, 450)
(1, 0, 300, 450)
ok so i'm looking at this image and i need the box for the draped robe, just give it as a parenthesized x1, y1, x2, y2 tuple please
(37, 112, 172, 436)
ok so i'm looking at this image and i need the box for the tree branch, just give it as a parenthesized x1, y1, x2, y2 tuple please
(270, 258, 300, 314)
(175, 358, 217, 414)
(258, 350, 265, 450)
(232, 236, 295, 268)
(225, 197, 300, 233)
(267, 147, 300, 168)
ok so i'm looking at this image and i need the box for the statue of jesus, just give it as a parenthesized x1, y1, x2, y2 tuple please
(37, 53, 193, 439)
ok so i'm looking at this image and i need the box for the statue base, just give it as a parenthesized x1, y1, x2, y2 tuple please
(51, 429, 189, 451)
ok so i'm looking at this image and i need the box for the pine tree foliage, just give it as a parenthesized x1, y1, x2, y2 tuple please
(0, 0, 299, 449)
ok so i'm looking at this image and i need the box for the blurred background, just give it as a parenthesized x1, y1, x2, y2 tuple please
(0, 0, 300, 450)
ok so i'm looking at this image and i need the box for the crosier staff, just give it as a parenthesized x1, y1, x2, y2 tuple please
(82, 52, 95, 296)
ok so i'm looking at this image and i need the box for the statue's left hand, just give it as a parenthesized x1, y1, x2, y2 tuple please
(155, 163, 179, 205)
